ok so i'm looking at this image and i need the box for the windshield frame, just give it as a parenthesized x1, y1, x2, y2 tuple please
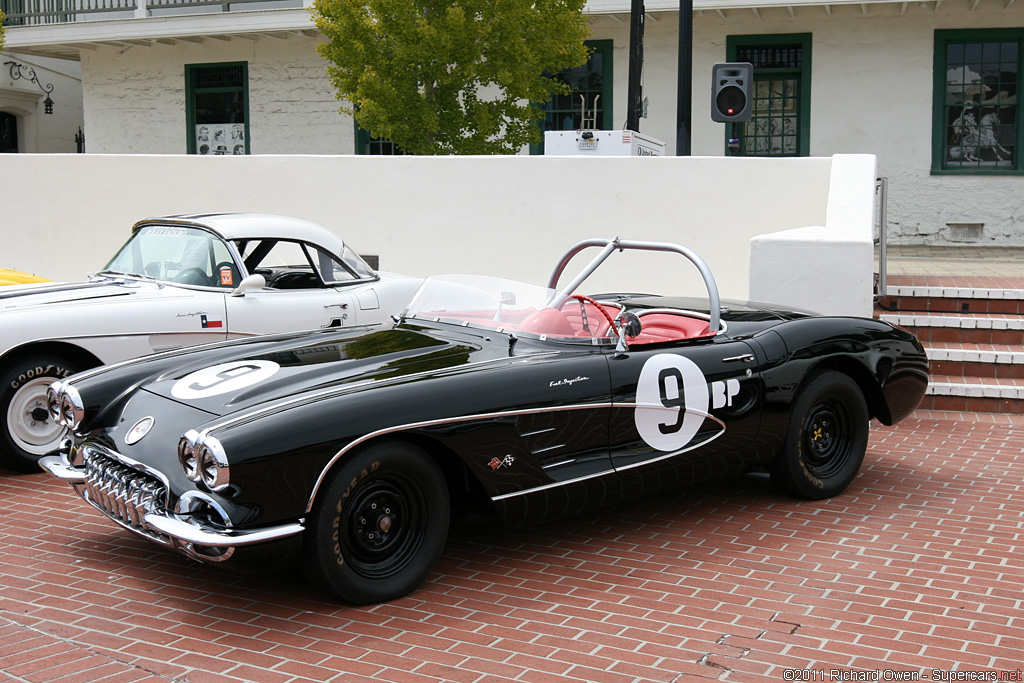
(403, 273, 621, 346)
(99, 224, 246, 290)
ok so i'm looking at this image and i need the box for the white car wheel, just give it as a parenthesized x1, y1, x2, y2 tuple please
(0, 355, 81, 473)
(7, 377, 65, 456)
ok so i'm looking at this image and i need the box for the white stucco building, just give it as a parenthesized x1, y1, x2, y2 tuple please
(0, 53, 82, 152)
(2, 0, 1023, 245)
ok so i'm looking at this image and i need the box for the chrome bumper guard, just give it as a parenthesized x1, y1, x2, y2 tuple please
(143, 513, 304, 548)
(39, 454, 304, 551)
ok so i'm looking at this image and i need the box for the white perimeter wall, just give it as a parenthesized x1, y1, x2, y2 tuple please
(0, 152, 877, 316)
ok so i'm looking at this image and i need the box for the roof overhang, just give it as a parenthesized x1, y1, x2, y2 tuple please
(4, 7, 319, 60)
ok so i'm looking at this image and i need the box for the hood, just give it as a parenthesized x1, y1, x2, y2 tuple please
(139, 324, 487, 417)
(0, 278, 138, 311)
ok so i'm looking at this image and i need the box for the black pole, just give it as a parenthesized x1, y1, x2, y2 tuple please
(625, 0, 644, 132)
(675, 0, 692, 155)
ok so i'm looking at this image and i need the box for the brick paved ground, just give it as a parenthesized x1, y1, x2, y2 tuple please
(2, 412, 1022, 683)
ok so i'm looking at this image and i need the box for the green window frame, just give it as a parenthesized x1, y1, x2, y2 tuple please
(185, 62, 250, 155)
(725, 34, 811, 157)
(932, 29, 1021, 175)
(530, 39, 613, 155)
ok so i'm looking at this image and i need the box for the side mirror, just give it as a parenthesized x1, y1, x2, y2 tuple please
(620, 311, 642, 338)
(230, 273, 266, 297)
(614, 310, 642, 356)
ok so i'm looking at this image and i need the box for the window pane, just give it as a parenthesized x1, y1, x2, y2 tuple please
(942, 37, 1018, 169)
(739, 76, 800, 157)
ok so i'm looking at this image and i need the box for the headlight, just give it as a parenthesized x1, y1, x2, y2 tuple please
(179, 431, 230, 491)
(177, 430, 201, 481)
(198, 438, 230, 491)
(58, 385, 85, 430)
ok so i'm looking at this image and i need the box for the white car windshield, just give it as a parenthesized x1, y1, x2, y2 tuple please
(405, 274, 620, 342)
(103, 225, 239, 288)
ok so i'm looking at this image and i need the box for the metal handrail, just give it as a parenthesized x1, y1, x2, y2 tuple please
(546, 237, 722, 335)
(875, 177, 889, 298)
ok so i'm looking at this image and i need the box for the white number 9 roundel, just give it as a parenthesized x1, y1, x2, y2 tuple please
(635, 354, 709, 452)
(171, 360, 280, 400)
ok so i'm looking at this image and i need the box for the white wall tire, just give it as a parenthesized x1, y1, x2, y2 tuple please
(0, 356, 80, 473)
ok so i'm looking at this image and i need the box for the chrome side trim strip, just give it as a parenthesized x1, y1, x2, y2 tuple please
(308, 401, 728, 509)
(491, 468, 616, 501)
(306, 401, 614, 513)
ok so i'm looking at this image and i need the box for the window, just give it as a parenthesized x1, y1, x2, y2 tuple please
(185, 63, 250, 155)
(933, 29, 1020, 174)
(726, 34, 811, 157)
(531, 40, 613, 154)
(354, 128, 408, 155)
(237, 239, 377, 289)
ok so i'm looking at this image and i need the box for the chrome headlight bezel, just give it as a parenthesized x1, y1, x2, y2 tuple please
(179, 431, 230, 492)
(56, 384, 85, 430)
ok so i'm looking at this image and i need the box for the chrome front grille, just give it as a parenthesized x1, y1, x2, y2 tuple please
(82, 447, 170, 544)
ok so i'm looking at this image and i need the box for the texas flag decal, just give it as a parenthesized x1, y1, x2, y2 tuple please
(200, 314, 223, 329)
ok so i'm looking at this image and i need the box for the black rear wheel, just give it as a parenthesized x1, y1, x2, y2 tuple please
(303, 441, 450, 604)
(769, 370, 869, 499)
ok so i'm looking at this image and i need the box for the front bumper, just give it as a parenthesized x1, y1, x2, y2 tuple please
(40, 450, 304, 560)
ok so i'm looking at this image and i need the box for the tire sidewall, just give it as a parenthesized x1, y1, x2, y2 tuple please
(304, 441, 450, 604)
(0, 355, 80, 473)
(772, 370, 869, 500)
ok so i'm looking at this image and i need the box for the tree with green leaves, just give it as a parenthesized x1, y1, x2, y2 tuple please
(0, 11, 6, 53)
(312, 0, 590, 155)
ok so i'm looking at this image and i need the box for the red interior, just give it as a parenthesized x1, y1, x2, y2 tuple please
(418, 304, 714, 344)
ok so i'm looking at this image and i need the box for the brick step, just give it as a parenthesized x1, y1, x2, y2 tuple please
(878, 313, 1024, 345)
(878, 285, 1024, 315)
(876, 279, 1024, 416)
(921, 374, 1024, 415)
(926, 343, 1024, 380)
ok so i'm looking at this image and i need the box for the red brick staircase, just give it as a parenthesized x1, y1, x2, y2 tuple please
(876, 285, 1024, 416)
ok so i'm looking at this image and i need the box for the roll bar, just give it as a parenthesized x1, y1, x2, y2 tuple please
(546, 237, 721, 335)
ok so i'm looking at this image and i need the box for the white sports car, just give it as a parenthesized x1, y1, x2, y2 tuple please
(1, 213, 420, 473)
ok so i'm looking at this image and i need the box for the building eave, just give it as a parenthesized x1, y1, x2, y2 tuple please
(4, 7, 317, 60)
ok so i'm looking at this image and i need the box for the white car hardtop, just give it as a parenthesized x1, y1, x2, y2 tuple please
(0, 213, 420, 473)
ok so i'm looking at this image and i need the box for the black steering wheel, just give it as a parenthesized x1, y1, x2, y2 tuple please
(558, 295, 619, 337)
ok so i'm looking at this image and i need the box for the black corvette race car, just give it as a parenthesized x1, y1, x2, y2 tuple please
(41, 238, 928, 604)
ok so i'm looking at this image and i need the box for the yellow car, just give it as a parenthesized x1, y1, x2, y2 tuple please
(0, 269, 50, 286)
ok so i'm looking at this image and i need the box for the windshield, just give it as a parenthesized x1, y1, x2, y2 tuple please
(104, 225, 240, 288)
(404, 274, 620, 343)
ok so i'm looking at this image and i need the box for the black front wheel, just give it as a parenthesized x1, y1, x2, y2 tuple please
(303, 441, 450, 604)
(769, 370, 869, 500)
